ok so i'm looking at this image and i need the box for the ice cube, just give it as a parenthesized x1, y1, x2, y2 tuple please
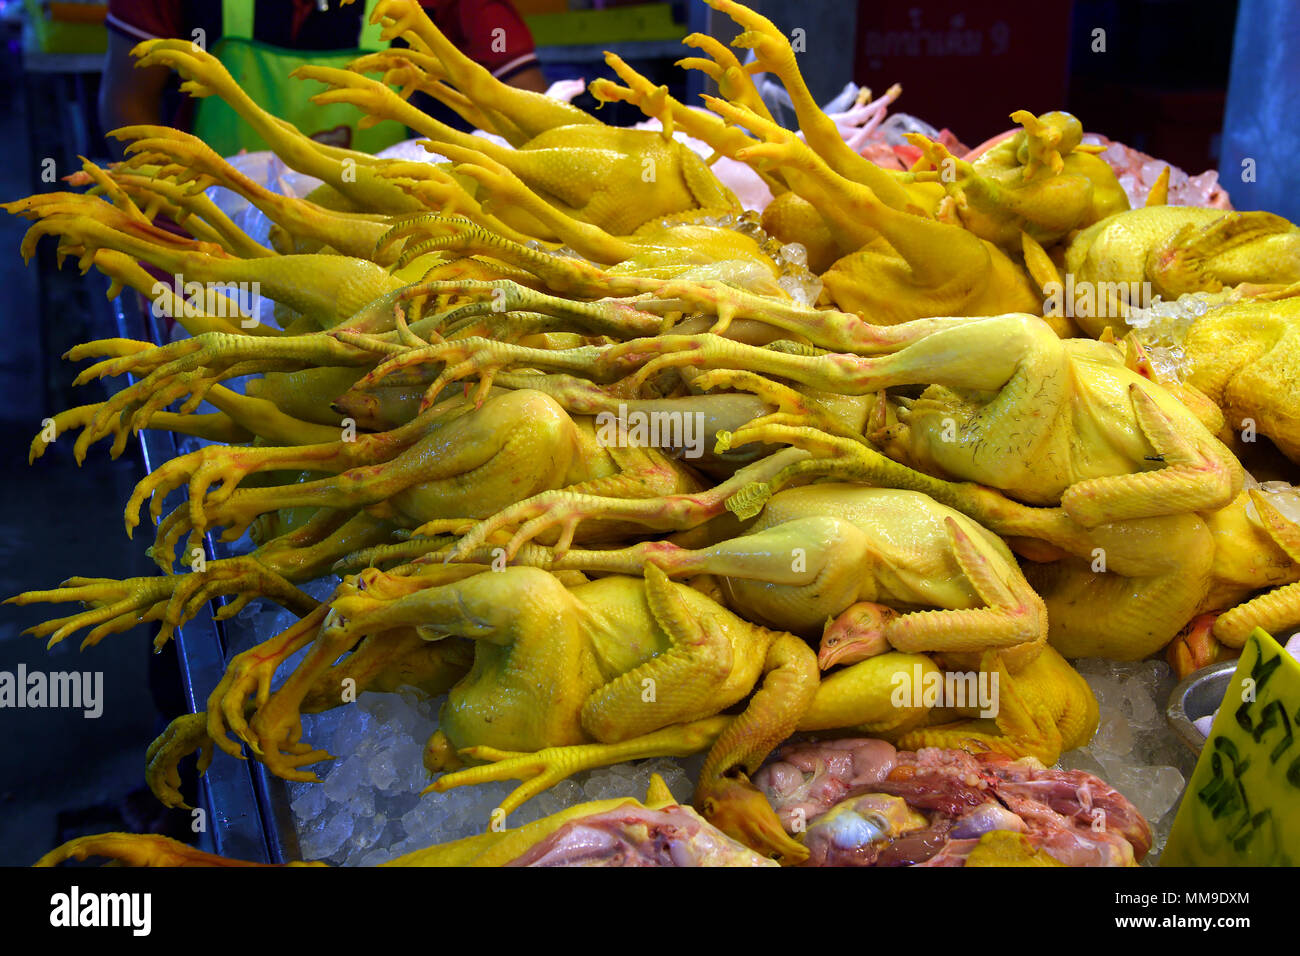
(1072, 656, 1110, 677)
(346, 790, 375, 817)
(302, 809, 352, 861)
(1146, 809, 1178, 866)
(401, 804, 434, 837)
(1121, 677, 1159, 727)
(348, 811, 386, 856)
(778, 242, 808, 268)
(364, 693, 402, 727)
(290, 784, 327, 821)
(777, 272, 823, 307)
(1093, 712, 1134, 757)
(353, 848, 390, 868)
(322, 756, 363, 802)
(369, 753, 399, 790)
(330, 704, 368, 747)
(1132, 765, 1185, 822)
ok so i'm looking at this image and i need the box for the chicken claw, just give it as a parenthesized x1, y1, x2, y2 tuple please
(7, 557, 317, 651)
(429, 718, 731, 818)
(206, 605, 330, 759)
(36, 832, 287, 868)
(145, 712, 214, 809)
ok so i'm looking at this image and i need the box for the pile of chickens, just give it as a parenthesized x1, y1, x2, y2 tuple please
(12, 0, 1300, 867)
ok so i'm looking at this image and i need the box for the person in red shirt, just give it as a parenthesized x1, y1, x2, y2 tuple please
(100, 0, 546, 155)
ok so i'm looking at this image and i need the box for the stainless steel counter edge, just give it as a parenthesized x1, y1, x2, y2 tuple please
(110, 286, 302, 864)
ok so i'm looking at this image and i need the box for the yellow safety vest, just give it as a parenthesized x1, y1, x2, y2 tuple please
(193, 0, 407, 156)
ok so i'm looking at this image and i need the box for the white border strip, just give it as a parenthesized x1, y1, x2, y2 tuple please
(105, 12, 164, 43)
(490, 52, 539, 79)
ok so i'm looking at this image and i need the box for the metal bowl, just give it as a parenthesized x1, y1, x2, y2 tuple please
(1165, 660, 1238, 755)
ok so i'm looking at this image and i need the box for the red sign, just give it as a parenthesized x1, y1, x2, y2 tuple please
(855, 1, 1073, 145)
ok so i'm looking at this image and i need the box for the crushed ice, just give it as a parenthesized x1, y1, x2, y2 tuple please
(1060, 657, 1196, 865)
(1123, 291, 1217, 382)
(286, 689, 700, 866)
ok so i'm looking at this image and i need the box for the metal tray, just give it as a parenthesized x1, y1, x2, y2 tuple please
(1165, 659, 1238, 756)
(110, 288, 298, 864)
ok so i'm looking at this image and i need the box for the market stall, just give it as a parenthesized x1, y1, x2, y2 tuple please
(6, 0, 1297, 873)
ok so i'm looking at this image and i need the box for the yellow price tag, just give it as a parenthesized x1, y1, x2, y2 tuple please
(1162, 628, 1300, 866)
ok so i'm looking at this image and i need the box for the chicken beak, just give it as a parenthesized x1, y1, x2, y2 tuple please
(819, 602, 895, 670)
